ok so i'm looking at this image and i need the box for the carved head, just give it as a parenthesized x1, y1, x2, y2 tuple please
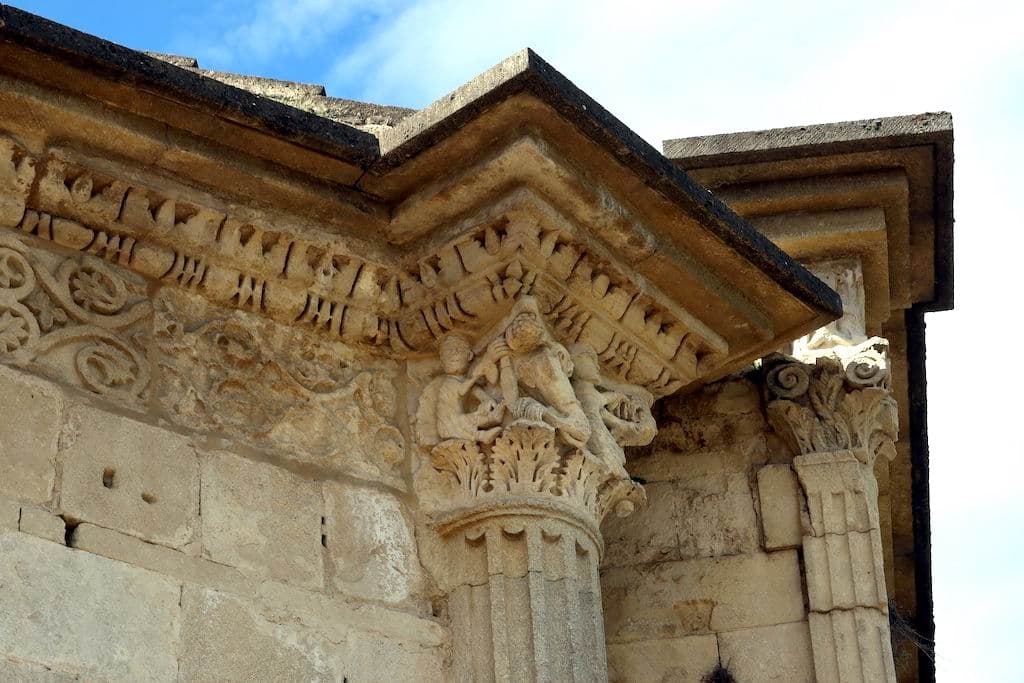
(439, 333, 473, 373)
(505, 312, 545, 354)
(570, 344, 601, 382)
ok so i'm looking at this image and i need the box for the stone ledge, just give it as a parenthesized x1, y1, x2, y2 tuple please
(17, 506, 64, 545)
(0, 529, 181, 681)
(69, 522, 446, 649)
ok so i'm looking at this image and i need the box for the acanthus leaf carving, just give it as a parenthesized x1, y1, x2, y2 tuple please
(764, 337, 897, 465)
(416, 296, 653, 529)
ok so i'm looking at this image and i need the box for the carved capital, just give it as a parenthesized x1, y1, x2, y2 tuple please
(415, 296, 652, 539)
(764, 337, 897, 465)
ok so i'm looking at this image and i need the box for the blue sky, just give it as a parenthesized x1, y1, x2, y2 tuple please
(11, 1, 1024, 679)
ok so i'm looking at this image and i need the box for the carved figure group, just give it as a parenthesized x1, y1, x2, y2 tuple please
(417, 297, 656, 479)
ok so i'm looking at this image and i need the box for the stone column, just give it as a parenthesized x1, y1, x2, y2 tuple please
(414, 298, 651, 682)
(765, 259, 898, 683)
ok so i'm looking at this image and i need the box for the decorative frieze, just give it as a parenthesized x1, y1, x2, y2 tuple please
(0, 136, 723, 397)
(154, 289, 406, 488)
(0, 233, 151, 402)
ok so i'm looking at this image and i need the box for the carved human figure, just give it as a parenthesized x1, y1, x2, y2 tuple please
(491, 304, 590, 449)
(570, 345, 656, 472)
(433, 333, 505, 444)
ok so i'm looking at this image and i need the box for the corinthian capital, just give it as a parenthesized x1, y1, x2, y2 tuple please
(415, 296, 653, 533)
(763, 337, 897, 465)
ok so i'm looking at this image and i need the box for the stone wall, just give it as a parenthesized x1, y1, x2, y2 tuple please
(0, 234, 447, 681)
(601, 376, 817, 683)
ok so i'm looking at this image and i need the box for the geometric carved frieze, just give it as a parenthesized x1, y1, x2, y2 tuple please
(0, 136, 725, 398)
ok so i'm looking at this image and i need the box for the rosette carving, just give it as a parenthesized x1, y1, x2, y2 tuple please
(0, 234, 151, 400)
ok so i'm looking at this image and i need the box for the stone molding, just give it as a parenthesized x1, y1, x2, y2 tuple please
(0, 136, 728, 398)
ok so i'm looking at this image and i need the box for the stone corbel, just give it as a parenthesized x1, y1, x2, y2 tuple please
(764, 259, 899, 683)
(414, 296, 653, 682)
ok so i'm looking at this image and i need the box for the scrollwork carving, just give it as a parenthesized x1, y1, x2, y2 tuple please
(764, 337, 897, 465)
(0, 234, 151, 400)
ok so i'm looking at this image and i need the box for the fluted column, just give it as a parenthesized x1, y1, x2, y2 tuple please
(765, 259, 899, 683)
(414, 298, 650, 682)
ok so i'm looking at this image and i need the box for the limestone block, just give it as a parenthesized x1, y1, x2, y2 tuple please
(58, 404, 198, 549)
(602, 482, 680, 566)
(0, 366, 62, 504)
(154, 288, 406, 489)
(201, 450, 323, 588)
(0, 530, 180, 681)
(672, 471, 759, 560)
(71, 522, 250, 597)
(179, 585, 445, 683)
(602, 550, 805, 641)
(178, 585, 340, 683)
(757, 464, 803, 550)
(711, 378, 762, 415)
(323, 481, 425, 605)
(607, 635, 718, 683)
(718, 621, 815, 682)
(630, 432, 767, 482)
(804, 530, 887, 612)
(254, 579, 446, 647)
(0, 658, 78, 682)
(0, 496, 20, 529)
(602, 472, 759, 566)
(18, 506, 64, 544)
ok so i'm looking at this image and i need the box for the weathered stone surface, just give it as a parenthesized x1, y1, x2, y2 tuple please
(602, 482, 679, 566)
(603, 471, 759, 566)
(154, 289, 406, 488)
(809, 608, 896, 683)
(17, 506, 64, 544)
(602, 550, 805, 641)
(0, 496, 21, 529)
(179, 585, 445, 682)
(718, 620, 815, 682)
(59, 404, 198, 549)
(201, 450, 323, 588)
(254, 578, 446, 647)
(607, 635, 718, 683)
(0, 366, 61, 504)
(0, 658, 78, 682)
(72, 522, 250, 597)
(757, 464, 804, 550)
(323, 481, 424, 605)
(0, 530, 180, 681)
(178, 585, 338, 683)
